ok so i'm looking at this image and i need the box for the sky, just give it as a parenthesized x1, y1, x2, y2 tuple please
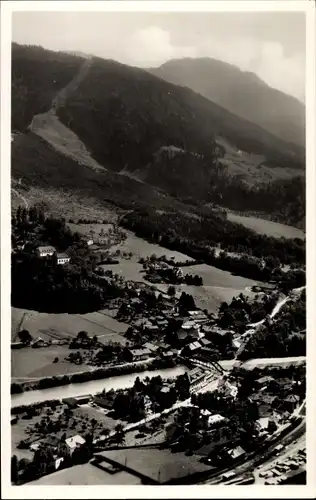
(12, 11, 306, 102)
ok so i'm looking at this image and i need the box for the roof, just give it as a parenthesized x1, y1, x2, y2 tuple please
(188, 341, 201, 351)
(228, 446, 245, 459)
(37, 246, 56, 253)
(200, 338, 212, 346)
(208, 414, 226, 426)
(94, 448, 212, 484)
(57, 253, 70, 259)
(65, 435, 86, 449)
(285, 394, 300, 402)
(130, 348, 152, 357)
(143, 342, 159, 352)
(257, 376, 274, 385)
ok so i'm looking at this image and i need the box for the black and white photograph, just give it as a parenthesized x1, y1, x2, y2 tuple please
(1, 0, 315, 496)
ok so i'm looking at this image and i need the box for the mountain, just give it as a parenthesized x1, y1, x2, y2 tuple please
(11, 44, 305, 227)
(148, 57, 305, 147)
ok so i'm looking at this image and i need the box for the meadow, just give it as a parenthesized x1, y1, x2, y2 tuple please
(226, 213, 305, 240)
(11, 307, 129, 379)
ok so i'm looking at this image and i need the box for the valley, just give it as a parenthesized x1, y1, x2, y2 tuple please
(9, 40, 306, 489)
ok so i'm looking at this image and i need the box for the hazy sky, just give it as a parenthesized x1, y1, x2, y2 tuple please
(12, 11, 306, 102)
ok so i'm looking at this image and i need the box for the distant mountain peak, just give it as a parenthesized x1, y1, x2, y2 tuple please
(149, 57, 305, 147)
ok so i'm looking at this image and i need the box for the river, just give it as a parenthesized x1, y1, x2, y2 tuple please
(11, 365, 188, 408)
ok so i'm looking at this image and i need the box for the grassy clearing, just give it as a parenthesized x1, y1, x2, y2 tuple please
(12, 307, 129, 343)
(11, 346, 92, 379)
(226, 213, 305, 240)
(110, 230, 191, 262)
(11, 307, 130, 378)
(67, 223, 113, 236)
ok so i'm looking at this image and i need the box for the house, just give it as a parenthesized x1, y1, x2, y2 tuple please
(256, 375, 274, 387)
(227, 446, 246, 461)
(284, 394, 300, 412)
(199, 338, 212, 348)
(11, 342, 24, 349)
(232, 339, 241, 349)
(83, 237, 94, 246)
(207, 414, 226, 427)
(31, 336, 47, 348)
(218, 382, 238, 399)
(143, 342, 159, 354)
(65, 435, 86, 454)
(55, 457, 64, 470)
(56, 253, 71, 265)
(93, 393, 116, 410)
(63, 397, 79, 408)
(29, 442, 41, 452)
(37, 245, 56, 258)
(129, 348, 152, 362)
(188, 341, 202, 353)
(188, 367, 205, 385)
(74, 394, 91, 405)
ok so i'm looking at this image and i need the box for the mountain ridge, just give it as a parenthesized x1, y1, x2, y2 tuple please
(148, 57, 305, 147)
(11, 44, 305, 228)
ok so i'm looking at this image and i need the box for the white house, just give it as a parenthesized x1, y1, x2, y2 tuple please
(37, 245, 56, 258)
(83, 237, 94, 246)
(65, 435, 86, 454)
(56, 253, 71, 265)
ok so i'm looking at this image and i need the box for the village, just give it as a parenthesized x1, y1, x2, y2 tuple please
(11, 208, 306, 486)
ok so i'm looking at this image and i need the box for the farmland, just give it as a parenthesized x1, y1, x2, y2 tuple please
(11, 307, 129, 344)
(28, 463, 142, 485)
(226, 213, 305, 240)
(11, 307, 130, 379)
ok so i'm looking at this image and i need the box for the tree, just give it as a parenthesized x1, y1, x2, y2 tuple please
(18, 329, 32, 345)
(11, 455, 18, 484)
(53, 357, 59, 363)
(77, 331, 89, 342)
(168, 285, 176, 296)
(114, 423, 125, 445)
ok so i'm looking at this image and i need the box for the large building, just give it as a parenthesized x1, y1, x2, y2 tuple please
(56, 253, 71, 265)
(37, 245, 56, 258)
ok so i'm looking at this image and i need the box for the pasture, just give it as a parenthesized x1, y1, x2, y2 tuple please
(11, 307, 130, 379)
(226, 213, 305, 240)
(11, 345, 93, 380)
(110, 230, 191, 263)
(11, 308, 129, 344)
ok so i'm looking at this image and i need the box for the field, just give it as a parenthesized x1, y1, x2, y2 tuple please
(226, 213, 305, 240)
(110, 230, 192, 262)
(12, 307, 129, 343)
(67, 223, 113, 236)
(216, 137, 302, 187)
(104, 256, 260, 313)
(11, 307, 130, 379)
(11, 345, 93, 380)
(28, 463, 142, 485)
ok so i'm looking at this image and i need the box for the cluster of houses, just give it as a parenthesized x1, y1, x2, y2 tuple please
(36, 246, 71, 265)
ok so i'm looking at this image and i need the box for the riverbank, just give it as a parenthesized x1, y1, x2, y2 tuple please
(11, 363, 187, 408)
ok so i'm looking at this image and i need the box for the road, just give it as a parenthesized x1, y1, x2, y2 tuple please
(218, 356, 306, 371)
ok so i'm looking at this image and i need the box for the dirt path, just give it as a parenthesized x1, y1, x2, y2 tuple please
(29, 58, 106, 173)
